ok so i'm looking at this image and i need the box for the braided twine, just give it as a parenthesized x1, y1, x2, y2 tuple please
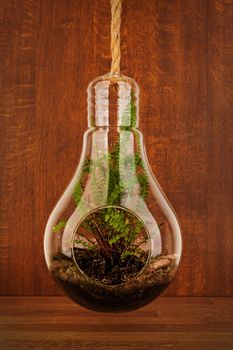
(110, 0, 123, 73)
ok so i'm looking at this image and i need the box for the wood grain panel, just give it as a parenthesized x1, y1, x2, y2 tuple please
(0, 0, 232, 296)
(0, 0, 40, 295)
(0, 297, 233, 350)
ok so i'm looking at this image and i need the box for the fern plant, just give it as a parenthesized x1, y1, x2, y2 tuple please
(53, 95, 153, 280)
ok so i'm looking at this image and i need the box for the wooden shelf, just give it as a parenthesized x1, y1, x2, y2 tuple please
(0, 297, 232, 350)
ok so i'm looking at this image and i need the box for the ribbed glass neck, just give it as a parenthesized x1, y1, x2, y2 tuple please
(87, 73, 139, 128)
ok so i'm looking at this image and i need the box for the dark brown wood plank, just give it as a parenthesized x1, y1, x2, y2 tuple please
(0, 297, 232, 350)
(205, 0, 233, 296)
(0, 0, 232, 296)
(0, 0, 40, 295)
(35, 0, 97, 295)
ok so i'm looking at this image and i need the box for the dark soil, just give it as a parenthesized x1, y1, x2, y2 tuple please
(73, 248, 147, 285)
(50, 252, 177, 312)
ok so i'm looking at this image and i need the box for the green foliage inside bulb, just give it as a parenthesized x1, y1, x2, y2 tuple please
(52, 220, 67, 233)
(53, 96, 154, 283)
(69, 136, 150, 264)
(75, 207, 146, 258)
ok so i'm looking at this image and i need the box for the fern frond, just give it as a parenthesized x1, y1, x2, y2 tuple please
(53, 220, 67, 233)
(73, 182, 83, 206)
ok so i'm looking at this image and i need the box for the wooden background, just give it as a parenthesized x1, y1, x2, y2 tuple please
(0, 0, 232, 297)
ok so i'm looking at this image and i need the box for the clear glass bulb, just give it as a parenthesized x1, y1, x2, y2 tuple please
(44, 73, 182, 312)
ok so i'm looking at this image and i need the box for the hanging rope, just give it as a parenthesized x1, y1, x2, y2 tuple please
(110, 0, 123, 74)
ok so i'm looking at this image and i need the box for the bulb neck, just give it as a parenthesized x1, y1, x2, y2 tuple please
(87, 73, 139, 128)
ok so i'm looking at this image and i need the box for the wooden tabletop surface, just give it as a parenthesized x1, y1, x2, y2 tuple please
(0, 297, 232, 350)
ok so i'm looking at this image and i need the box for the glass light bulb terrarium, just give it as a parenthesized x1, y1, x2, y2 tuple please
(44, 73, 182, 312)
